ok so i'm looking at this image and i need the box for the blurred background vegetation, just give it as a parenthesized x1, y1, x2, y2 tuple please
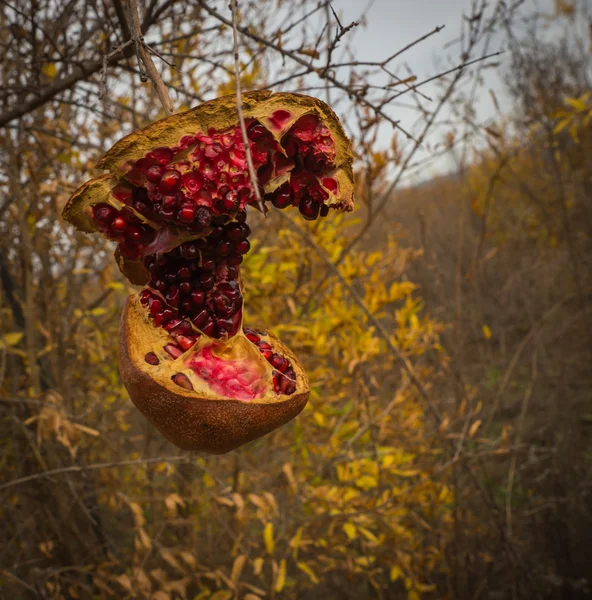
(0, 0, 590, 598)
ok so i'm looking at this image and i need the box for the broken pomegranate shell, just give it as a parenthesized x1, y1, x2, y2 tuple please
(63, 91, 354, 454)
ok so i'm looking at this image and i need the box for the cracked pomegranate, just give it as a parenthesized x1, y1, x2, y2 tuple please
(63, 91, 354, 453)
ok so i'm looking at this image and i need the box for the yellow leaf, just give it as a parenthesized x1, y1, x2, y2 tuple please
(566, 97, 587, 111)
(263, 522, 274, 555)
(297, 561, 319, 584)
(469, 419, 482, 438)
(253, 557, 264, 576)
(357, 526, 380, 544)
(231, 554, 247, 584)
(210, 592, 232, 600)
(482, 324, 492, 340)
(390, 565, 403, 581)
(42, 63, 57, 79)
(275, 559, 287, 592)
(408, 591, 420, 600)
(116, 574, 133, 592)
(164, 493, 185, 516)
(343, 523, 357, 540)
(296, 48, 320, 59)
(289, 526, 303, 560)
(72, 423, 100, 437)
(355, 475, 378, 489)
(313, 412, 325, 427)
(1, 332, 23, 347)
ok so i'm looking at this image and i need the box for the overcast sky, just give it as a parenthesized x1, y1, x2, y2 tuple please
(323, 0, 562, 181)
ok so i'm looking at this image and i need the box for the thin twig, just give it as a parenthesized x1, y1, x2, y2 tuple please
(1, 455, 189, 493)
(229, 0, 266, 215)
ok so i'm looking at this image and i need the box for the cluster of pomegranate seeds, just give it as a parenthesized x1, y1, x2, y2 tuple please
(139, 211, 249, 341)
(244, 328, 297, 395)
(92, 202, 156, 259)
(119, 121, 277, 231)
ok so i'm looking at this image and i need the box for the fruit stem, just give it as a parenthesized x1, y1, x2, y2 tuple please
(120, 0, 175, 116)
(229, 0, 266, 217)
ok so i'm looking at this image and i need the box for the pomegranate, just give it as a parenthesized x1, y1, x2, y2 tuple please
(63, 91, 354, 454)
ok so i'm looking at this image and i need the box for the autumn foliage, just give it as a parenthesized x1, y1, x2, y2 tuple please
(1, 0, 591, 599)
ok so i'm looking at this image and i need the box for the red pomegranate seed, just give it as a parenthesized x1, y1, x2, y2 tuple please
(257, 342, 272, 351)
(170, 320, 191, 335)
(179, 282, 192, 295)
(247, 122, 267, 141)
(178, 205, 196, 223)
(164, 344, 183, 358)
(182, 170, 204, 192)
(140, 290, 152, 305)
(180, 243, 198, 259)
(181, 300, 193, 312)
(279, 374, 296, 394)
(202, 319, 216, 337)
(235, 239, 250, 255)
(217, 241, 232, 256)
(166, 285, 180, 307)
(176, 335, 196, 351)
(112, 216, 126, 231)
(246, 332, 260, 343)
(320, 204, 329, 217)
(225, 223, 243, 240)
(221, 191, 240, 212)
(162, 309, 174, 323)
(191, 289, 205, 305)
(270, 353, 288, 372)
(201, 258, 215, 271)
(236, 211, 247, 223)
(160, 169, 182, 191)
(111, 184, 133, 203)
(272, 370, 281, 393)
(126, 226, 143, 242)
(149, 299, 163, 316)
(299, 197, 320, 220)
(93, 204, 114, 221)
(148, 147, 174, 165)
(146, 164, 164, 183)
(179, 135, 196, 148)
(192, 309, 209, 328)
(172, 373, 193, 390)
(199, 273, 215, 289)
(164, 318, 182, 331)
(272, 187, 293, 209)
(261, 349, 273, 360)
(178, 267, 191, 280)
(144, 352, 159, 365)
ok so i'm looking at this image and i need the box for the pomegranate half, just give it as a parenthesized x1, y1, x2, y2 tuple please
(63, 91, 354, 453)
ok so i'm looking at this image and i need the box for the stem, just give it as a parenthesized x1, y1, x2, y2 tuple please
(120, 0, 174, 116)
(229, 0, 266, 215)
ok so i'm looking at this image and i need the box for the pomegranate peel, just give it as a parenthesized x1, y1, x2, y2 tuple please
(119, 296, 308, 453)
(63, 91, 354, 453)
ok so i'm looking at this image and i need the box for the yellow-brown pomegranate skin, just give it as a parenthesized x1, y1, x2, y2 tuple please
(118, 299, 309, 453)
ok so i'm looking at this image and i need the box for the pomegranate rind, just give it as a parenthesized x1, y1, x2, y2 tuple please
(62, 174, 115, 233)
(119, 296, 309, 453)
